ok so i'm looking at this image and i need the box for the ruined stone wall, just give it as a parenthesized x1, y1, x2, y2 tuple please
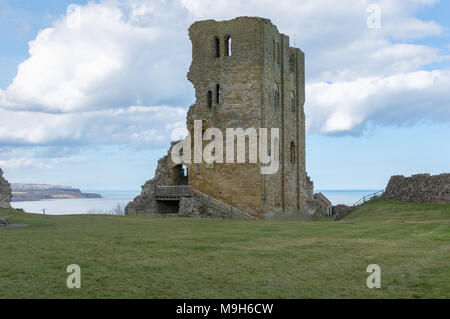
(187, 17, 265, 217)
(261, 21, 284, 215)
(125, 142, 188, 215)
(0, 168, 12, 209)
(383, 173, 450, 204)
(259, 19, 310, 216)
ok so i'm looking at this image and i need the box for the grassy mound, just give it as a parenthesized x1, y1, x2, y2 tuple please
(0, 199, 448, 298)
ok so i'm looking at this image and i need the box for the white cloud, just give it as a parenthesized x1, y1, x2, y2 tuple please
(0, 0, 448, 156)
(306, 70, 450, 134)
(0, 156, 86, 170)
(0, 105, 187, 147)
(382, 18, 443, 40)
(0, 157, 42, 170)
(0, 147, 87, 169)
(1, 0, 446, 111)
(0, 0, 193, 112)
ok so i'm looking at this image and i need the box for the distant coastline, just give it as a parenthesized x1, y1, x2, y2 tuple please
(11, 183, 102, 202)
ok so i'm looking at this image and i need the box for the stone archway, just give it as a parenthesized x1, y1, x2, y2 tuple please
(169, 164, 188, 186)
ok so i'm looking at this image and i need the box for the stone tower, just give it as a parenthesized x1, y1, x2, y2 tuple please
(126, 16, 318, 219)
(185, 17, 313, 218)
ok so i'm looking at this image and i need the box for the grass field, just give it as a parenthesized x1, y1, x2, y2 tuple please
(0, 198, 449, 298)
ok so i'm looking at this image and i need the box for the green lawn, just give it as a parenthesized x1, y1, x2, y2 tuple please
(0, 198, 449, 298)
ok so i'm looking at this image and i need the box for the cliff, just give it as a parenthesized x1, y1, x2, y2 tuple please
(11, 184, 102, 202)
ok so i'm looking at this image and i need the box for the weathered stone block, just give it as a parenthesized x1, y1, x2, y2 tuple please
(0, 169, 12, 209)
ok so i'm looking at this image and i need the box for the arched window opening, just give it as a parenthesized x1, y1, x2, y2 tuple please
(216, 84, 221, 104)
(214, 36, 220, 58)
(290, 141, 296, 164)
(207, 90, 212, 108)
(290, 92, 296, 112)
(225, 36, 231, 56)
(182, 165, 188, 179)
(171, 164, 189, 185)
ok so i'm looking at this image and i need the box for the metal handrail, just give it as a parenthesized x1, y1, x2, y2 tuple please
(353, 190, 384, 206)
(155, 185, 193, 198)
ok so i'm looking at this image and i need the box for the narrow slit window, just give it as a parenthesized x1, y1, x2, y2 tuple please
(273, 40, 276, 61)
(290, 92, 296, 112)
(277, 42, 280, 64)
(216, 84, 221, 104)
(290, 141, 296, 164)
(289, 54, 295, 72)
(225, 36, 231, 56)
(207, 90, 212, 108)
(214, 36, 220, 58)
(274, 84, 279, 109)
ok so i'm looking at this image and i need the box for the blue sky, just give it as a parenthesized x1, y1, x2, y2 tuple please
(0, 0, 449, 191)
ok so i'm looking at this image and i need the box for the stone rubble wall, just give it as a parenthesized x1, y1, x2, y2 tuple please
(383, 173, 450, 204)
(0, 168, 12, 209)
(125, 150, 171, 215)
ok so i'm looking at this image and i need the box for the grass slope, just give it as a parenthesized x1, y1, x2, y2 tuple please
(0, 199, 449, 298)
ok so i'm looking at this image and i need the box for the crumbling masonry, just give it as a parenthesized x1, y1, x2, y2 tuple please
(126, 17, 325, 219)
(0, 168, 12, 209)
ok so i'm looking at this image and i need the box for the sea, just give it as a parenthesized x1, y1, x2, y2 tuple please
(11, 189, 382, 215)
(11, 190, 141, 215)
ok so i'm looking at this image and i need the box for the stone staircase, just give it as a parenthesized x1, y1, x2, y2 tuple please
(154, 185, 255, 220)
(192, 190, 256, 220)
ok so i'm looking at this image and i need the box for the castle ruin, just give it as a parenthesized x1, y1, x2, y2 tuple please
(126, 17, 324, 219)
